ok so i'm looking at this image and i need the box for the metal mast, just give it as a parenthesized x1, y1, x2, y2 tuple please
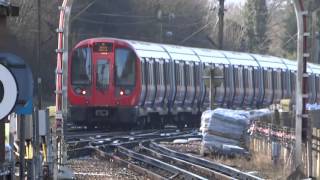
(293, 0, 311, 176)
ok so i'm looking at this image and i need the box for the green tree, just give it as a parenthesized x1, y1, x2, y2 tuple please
(243, 0, 269, 53)
(281, 8, 297, 58)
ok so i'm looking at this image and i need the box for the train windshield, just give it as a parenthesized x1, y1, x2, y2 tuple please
(115, 48, 136, 86)
(71, 47, 92, 85)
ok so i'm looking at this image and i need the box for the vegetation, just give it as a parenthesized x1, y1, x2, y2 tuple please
(2, 0, 320, 102)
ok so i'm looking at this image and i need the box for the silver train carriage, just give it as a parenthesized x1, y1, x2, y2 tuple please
(123, 39, 320, 118)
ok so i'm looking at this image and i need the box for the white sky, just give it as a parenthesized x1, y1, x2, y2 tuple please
(225, 0, 246, 5)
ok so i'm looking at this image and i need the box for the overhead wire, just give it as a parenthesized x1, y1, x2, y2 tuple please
(76, 17, 156, 25)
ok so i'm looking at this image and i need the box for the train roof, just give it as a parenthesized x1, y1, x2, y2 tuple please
(82, 38, 320, 74)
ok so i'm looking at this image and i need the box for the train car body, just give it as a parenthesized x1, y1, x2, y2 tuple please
(67, 38, 320, 127)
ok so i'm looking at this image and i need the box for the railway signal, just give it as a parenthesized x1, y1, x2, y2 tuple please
(0, 64, 18, 120)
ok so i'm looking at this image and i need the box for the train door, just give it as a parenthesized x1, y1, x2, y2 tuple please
(201, 63, 211, 108)
(233, 65, 245, 107)
(164, 59, 172, 109)
(174, 60, 187, 107)
(224, 65, 234, 107)
(273, 69, 283, 103)
(92, 45, 114, 106)
(69, 46, 93, 105)
(144, 58, 156, 107)
(214, 64, 226, 106)
(253, 67, 263, 107)
(308, 74, 316, 104)
(138, 58, 147, 106)
(154, 59, 166, 108)
(290, 71, 296, 103)
(282, 70, 291, 99)
(114, 47, 139, 106)
(193, 62, 201, 110)
(243, 66, 254, 107)
(184, 61, 196, 109)
(262, 68, 273, 106)
(316, 75, 320, 103)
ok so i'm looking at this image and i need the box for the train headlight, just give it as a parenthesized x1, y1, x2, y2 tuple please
(120, 90, 124, 96)
(81, 90, 87, 95)
(74, 87, 87, 95)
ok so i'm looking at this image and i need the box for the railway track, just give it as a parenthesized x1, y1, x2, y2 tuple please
(66, 129, 264, 180)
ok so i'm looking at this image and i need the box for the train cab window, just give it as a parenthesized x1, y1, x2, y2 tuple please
(96, 60, 110, 90)
(71, 47, 92, 85)
(115, 48, 136, 86)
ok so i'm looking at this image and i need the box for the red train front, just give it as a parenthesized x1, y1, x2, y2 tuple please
(68, 38, 141, 127)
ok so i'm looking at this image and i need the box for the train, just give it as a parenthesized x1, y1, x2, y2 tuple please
(67, 37, 320, 128)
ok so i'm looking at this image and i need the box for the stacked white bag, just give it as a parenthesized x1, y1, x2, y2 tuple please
(0, 0, 10, 6)
(200, 108, 272, 156)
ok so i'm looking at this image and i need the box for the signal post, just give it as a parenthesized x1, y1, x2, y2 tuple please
(0, 11, 6, 180)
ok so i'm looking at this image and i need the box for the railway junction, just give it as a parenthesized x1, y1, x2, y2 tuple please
(1, 0, 320, 179)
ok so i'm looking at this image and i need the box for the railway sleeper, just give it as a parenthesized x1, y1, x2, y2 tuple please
(139, 143, 232, 180)
(149, 142, 263, 180)
(116, 145, 208, 180)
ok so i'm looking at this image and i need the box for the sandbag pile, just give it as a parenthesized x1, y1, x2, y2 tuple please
(200, 108, 272, 156)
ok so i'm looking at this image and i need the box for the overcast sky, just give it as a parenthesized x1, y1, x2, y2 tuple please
(225, 0, 245, 5)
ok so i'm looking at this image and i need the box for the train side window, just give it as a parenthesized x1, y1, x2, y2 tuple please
(180, 62, 185, 87)
(185, 63, 190, 86)
(189, 63, 195, 87)
(157, 60, 165, 86)
(175, 61, 180, 86)
(149, 60, 155, 86)
(141, 60, 146, 86)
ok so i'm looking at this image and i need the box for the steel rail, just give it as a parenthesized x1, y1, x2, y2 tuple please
(116, 145, 208, 180)
(139, 142, 233, 180)
(93, 148, 167, 180)
(149, 142, 264, 180)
